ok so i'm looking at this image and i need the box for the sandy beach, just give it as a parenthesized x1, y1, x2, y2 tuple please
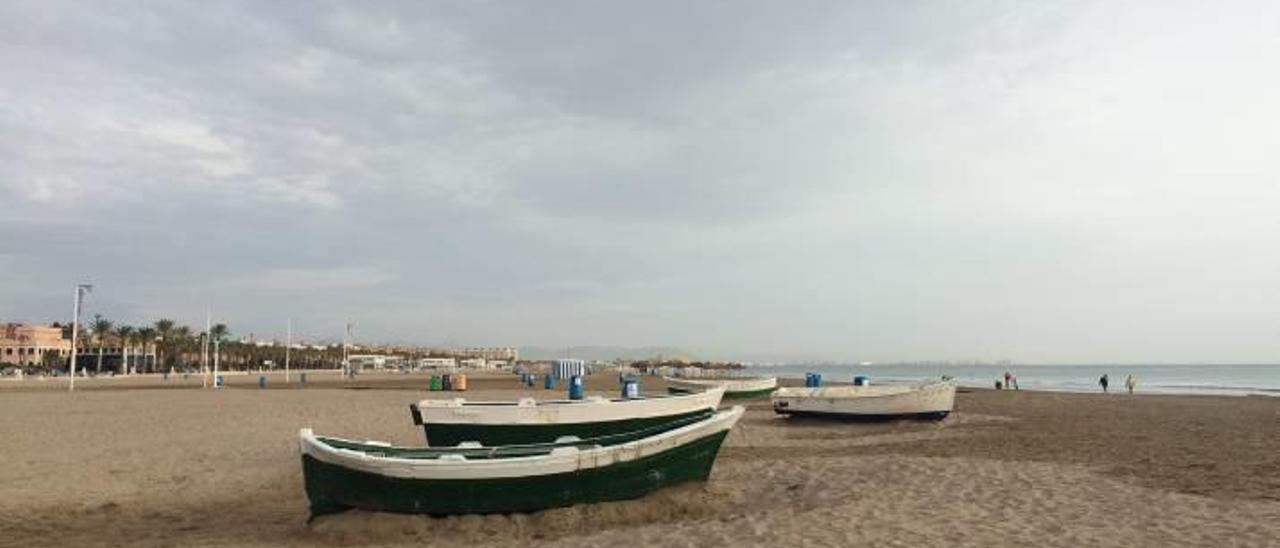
(2, 372, 1278, 547)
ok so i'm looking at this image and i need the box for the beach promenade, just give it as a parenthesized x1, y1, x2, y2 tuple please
(2, 372, 1277, 547)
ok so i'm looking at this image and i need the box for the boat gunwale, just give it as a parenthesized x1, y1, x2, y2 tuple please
(417, 385, 725, 408)
(300, 406, 745, 480)
(773, 378, 957, 402)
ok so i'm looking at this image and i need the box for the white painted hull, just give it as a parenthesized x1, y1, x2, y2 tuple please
(414, 386, 725, 425)
(300, 406, 745, 480)
(772, 379, 957, 418)
(664, 376, 777, 396)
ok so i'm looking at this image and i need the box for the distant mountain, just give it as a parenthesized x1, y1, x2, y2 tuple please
(518, 346, 692, 362)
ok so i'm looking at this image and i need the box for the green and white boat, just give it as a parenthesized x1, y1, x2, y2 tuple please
(299, 406, 744, 518)
(410, 386, 725, 446)
(664, 376, 778, 399)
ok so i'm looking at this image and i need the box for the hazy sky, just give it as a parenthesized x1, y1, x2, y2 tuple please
(2, 1, 1278, 363)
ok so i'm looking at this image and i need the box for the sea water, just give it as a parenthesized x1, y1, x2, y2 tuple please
(747, 363, 1280, 397)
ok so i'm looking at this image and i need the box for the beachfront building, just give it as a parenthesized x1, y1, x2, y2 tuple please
(346, 354, 405, 370)
(73, 345, 156, 373)
(452, 347, 518, 362)
(459, 358, 491, 369)
(418, 357, 457, 369)
(1, 323, 71, 367)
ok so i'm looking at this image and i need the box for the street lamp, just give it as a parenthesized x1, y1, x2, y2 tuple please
(68, 284, 92, 392)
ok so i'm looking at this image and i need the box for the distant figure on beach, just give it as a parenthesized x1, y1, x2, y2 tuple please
(1126, 374, 1137, 394)
(1010, 374, 1019, 390)
(1004, 371, 1012, 389)
(1099, 374, 1110, 393)
(995, 379, 1003, 390)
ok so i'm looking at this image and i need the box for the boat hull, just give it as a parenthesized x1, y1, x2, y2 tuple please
(302, 429, 730, 517)
(772, 380, 956, 420)
(664, 377, 777, 399)
(667, 386, 776, 399)
(413, 388, 725, 446)
(423, 408, 714, 447)
(773, 409, 950, 421)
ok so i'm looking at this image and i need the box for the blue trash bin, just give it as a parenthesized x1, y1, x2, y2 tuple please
(853, 375, 869, 386)
(622, 378, 640, 399)
(568, 375, 584, 400)
(258, 375, 266, 389)
(544, 374, 556, 390)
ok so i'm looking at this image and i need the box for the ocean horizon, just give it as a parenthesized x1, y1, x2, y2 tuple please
(743, 363, 1280, 397)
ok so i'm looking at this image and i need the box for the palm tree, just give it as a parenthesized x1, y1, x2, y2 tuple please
(154, 319, 175, 372)
(136, 327, 157, 373)
(173, 325, 192, 368)
(115, 325, 135, 374)
(210, 323, 229, 371)
(90, 315, 113, 374)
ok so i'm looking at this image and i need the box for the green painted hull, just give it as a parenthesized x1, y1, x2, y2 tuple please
(422, 409, 713, 447)
(668, 387, 775, 399)
(302, 430, 730, 518)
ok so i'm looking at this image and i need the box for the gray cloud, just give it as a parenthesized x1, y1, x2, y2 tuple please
(2, 1, 1279, 362)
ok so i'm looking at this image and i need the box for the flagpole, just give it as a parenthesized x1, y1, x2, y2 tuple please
(284, 317, 291, 383)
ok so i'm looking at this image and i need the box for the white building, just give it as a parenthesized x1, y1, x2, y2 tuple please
(418, 357, 457, 369)
(459, 358, 491, 369)
(347, 354, 404, 370)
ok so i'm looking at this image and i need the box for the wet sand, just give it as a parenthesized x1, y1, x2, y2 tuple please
(1, 372, 1278, 547)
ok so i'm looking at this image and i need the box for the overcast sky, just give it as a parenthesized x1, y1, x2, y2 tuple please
(2, 1, 1278, 363)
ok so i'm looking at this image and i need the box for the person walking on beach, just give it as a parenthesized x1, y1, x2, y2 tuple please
(1099, 374, 1110, 393)
(1125, 374, 1137, 394)
(1003, 371, 1012, 390)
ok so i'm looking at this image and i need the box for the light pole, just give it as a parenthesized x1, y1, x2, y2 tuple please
(202, 307, 211, 388)
(343, 321, 353, 377)
(285, 317, 292, 383)
(213, 334, 221, 388)
(68, 284, 92, 392)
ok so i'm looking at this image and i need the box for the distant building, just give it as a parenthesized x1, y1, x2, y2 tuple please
(459, 358, 491, 369)
(347, 354, 404, 370)
(1, 323, 71, 367)
(452, 347, 518, 361)
(418, 357, 457, 369)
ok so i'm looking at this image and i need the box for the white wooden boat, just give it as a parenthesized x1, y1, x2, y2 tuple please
(300, 406, 745, 517)
(772, 378, 957, 420)
(664, 376, 777, 398)
(411, 386, 726, 446)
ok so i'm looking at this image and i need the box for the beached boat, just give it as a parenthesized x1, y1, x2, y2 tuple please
(410, 386, 726, 446)
(664, 376, 778, 398)
(772, 378, 957, 420)
(299, 406, 745, 518)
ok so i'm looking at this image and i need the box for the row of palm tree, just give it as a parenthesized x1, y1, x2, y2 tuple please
(71, 317, 352, 374)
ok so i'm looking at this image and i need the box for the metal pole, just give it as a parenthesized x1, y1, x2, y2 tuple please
(69, 286, 80, 392)
(68, 284, 91, 392)
(343, 321, 349, 377)
(202, 307, 211, 388)
(285, 317, 291, 383)
(213, 337, 220, 388)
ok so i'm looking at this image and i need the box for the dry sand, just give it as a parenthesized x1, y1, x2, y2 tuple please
(1, 372, 1278, 547)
